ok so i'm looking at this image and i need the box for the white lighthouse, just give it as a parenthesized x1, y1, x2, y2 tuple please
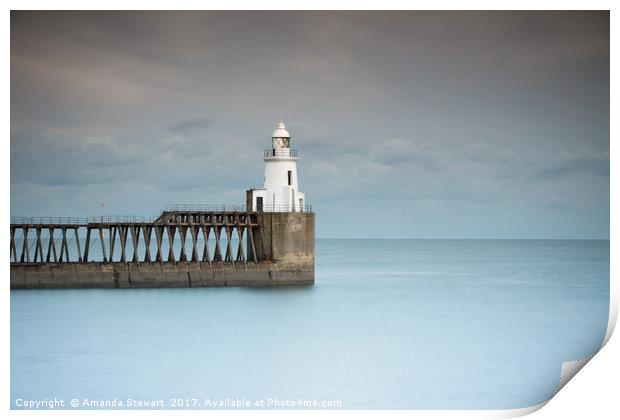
(247, 121, 306, 212)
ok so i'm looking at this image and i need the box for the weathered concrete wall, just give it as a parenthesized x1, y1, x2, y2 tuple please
(10, 261, 313, 289)
(251, 212, 315, 266)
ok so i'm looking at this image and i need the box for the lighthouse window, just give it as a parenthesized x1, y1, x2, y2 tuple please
(287, 171, 292, 186)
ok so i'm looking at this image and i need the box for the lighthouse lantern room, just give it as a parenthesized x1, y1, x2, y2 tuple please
(247, 122, 306, 212)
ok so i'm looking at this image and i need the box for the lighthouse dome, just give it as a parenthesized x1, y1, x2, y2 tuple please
(272, 121, 290, 138)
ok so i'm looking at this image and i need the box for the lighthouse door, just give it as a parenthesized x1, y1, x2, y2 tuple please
(256, 197, 263, 212)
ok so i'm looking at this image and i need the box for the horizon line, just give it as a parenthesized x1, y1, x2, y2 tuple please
(316, 237, 610, 241)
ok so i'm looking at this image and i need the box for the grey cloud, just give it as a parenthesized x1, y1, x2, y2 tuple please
(528, 156, 610, 181)
(169, 117, 213, 135)
(372, 138, 443, 172)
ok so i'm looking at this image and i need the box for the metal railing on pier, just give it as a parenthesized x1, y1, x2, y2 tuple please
(255, 204, 313, 212)
(164, 204, 250, 212)
(10, 216, 158, 226)
(10, 204, 313, 228)
(163, 204, 313, 213)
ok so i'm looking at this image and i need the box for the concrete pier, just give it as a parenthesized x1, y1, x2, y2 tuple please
(10, 261, 313, 289)
(10, 209, 315, 289)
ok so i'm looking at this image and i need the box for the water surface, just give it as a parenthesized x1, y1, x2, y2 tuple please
(11, 239, 609, 409)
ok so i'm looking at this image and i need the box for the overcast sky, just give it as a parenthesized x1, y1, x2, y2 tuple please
(10, 11, 609, 238)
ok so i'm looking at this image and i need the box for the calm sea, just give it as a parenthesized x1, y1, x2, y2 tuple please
(10, 239, 609, 409)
